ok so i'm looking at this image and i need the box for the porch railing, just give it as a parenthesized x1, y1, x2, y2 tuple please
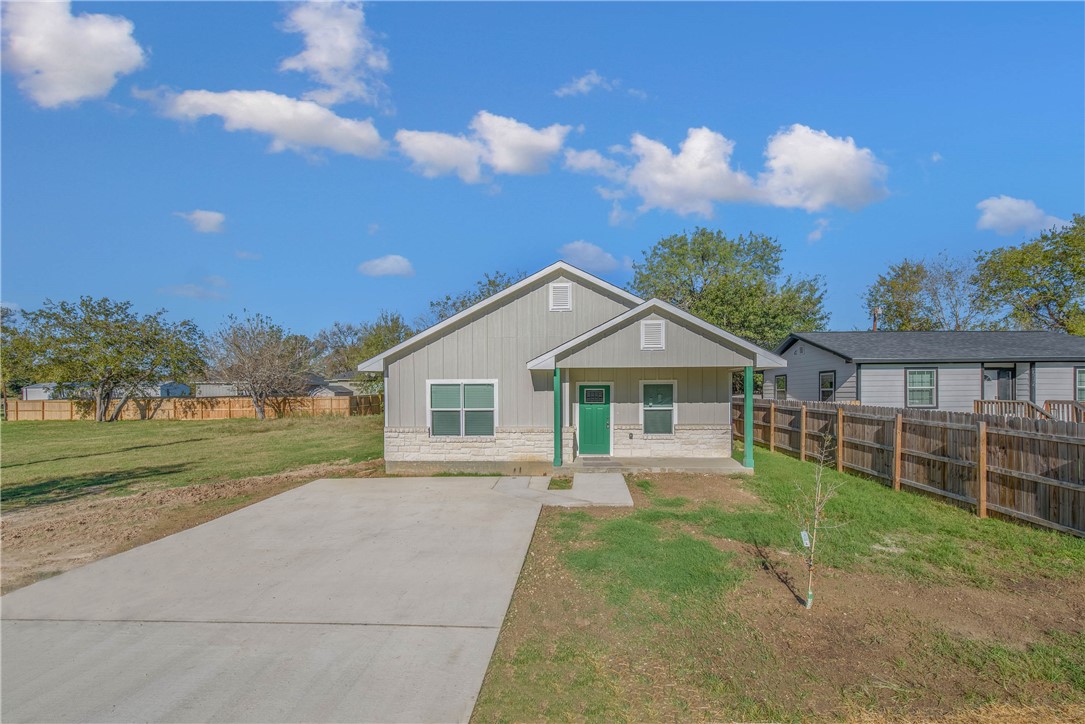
(973, 399, 1052, 420)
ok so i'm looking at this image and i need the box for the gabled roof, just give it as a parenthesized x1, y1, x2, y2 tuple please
(526, 298, 787, 370)
(358, 261, 643, 372)
(777, 331, 1085, 363)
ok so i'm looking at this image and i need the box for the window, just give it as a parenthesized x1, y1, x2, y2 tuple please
(641, 381, 675, 434)
(1076, 367, 1085, 402)
(640, 319, 665, 350)
(906, 369, 937, 408)
(819, 371, 836, 402)
(774, 375, 787, 401)
(549, 282, 572, 312)
(428, 381, 496, 436)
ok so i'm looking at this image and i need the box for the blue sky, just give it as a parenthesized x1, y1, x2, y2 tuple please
(2, 1, 1082, 338)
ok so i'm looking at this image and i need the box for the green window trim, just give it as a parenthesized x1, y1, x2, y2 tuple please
(428, 381, 496, 437)
(641, 381, 675, 435)
(905, 368, 937, 408)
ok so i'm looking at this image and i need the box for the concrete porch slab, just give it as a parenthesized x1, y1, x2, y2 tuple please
(563, 456, 750, 474)
(491, 474, 633, 507)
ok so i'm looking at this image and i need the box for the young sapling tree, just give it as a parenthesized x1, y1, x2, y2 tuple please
(794, 433, 844, 609)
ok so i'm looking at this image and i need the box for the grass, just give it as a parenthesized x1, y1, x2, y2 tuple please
(0, 416, 384, 509)
(475, 444, 1085, 721)
(547, 476, 572, 490)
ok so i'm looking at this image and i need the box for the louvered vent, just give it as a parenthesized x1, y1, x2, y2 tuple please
(549, 282, 572, 312)
(641, 319, 665, 350)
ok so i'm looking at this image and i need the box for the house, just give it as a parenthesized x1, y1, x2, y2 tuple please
(195, 375, 348, 398)
(358, 261, 785, 474)
(764, 331, 1085, 411)
(308, 383, 355, 397)
(21, 381, 190, 400)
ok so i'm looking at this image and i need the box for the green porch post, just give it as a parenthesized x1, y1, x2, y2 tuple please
(553, 367, 562, 467)
(743, 365, 755, 469)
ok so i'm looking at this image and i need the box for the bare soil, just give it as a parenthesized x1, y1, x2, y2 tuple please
(480, 472, 1085, 721)
(1, 458, 384, 593)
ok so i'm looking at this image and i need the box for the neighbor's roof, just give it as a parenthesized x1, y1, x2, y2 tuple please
(358, 261, 643, 372)
(527, 298, 787, 370)
(777, 331, 1085, 363)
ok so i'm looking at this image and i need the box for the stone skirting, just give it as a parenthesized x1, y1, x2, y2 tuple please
(610, 424, 731, 458)
(384, 424, 730, 467)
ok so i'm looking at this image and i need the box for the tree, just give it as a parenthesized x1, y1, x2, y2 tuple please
(1, 305, 34, 400)
(974, 214, 1085, 334)
(13, 297, 204, 422)
(863, 253, 999, 331)
(207, 313, 312, 419)
(630, 228, 829, 349)
(313, 311, 414, 391)
(416, 270, 527, 329)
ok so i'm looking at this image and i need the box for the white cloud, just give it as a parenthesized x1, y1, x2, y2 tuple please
(976, 196, 1068, 236)
(396, 111, 570, 183)
(555, 70, 613, 97)
(2, 1, 145, 108)
(559, 240, 630, 274)
(567, 124, 887, 218)
(367, 223, 380, 235)
(358, 254, 414, 277)
(159, 277, 228, 301)
(395, 130, 484, 182)
(626, 128, 757, 216)
(564, 149, 627, 183)
(280, 1, 389, 107)
(627, 88, 649, 101)
(175, 209, 226, 233)
(235, 250, 262, 261)
(758, 124, 889, 212)
(931, 152, 943, 163)
(149, 89, 384, 158)
(807, 218, 830, 243)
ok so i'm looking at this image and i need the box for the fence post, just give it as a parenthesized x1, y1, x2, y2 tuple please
(836, 406, 844, 473)
(799, 405, 807, 461)
(768, 401, 776, 452)
(893, 413, 903, 491)
(977, 421, 987, 518)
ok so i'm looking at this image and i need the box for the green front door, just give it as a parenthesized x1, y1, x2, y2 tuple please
(578, 385, 611, 455)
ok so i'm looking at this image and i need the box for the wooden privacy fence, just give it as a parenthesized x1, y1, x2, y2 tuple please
(4, 395, 384, 421)
(733, 397, 1085, 537)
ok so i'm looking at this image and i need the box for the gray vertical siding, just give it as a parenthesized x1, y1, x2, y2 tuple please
(763, 342, 856, 402)
(557, 313, 754, 368)
(568, 367, 734, 426)
(860, 363, 980, 412)
(386, 275, 635, 427)
(1034, 362, 1082, 404)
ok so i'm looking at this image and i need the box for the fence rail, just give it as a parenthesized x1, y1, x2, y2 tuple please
(973, 399, 1052, 419)
(1045, 400, 1085, 423)
(3, 394, 384, 421)
(733, 397, 1085, 537)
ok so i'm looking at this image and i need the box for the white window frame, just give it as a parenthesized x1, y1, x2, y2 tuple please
(905, 368, 938, 409)
(1075, 367, 1085, 402)
(774, 374, 788, 401)
(819, 371, 836, 402)
(640, 319, 665, 350)
(639, 379, 677, 435)
(425, 379, 499, 437)
(548, 282, 572, 312)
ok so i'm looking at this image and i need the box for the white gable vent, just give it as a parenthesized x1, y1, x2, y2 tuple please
(641, 319, 665, 350)
(549, 282, 572, 312)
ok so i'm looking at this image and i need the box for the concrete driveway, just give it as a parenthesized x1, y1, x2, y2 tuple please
(1, 477, 543, 723)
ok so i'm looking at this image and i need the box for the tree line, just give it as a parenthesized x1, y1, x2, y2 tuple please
(2, 216, 1080, 421)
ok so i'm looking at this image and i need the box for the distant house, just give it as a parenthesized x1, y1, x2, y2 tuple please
(308, 383, 354, 397)
(194, 375, 351, 398)
(325, 371, 374, 395)
(764, 331, 1085, 412)
(22, 381, 190, 400)
(194, 382, 239, 397)
(358, 261, 785, 473)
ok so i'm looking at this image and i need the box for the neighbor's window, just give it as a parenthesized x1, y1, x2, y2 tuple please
(1076, 367, 1085, 402)
(906, 369, 937, 408)
(819, 371, 836, 402)
(775, 375, 787, 401)
(429, 381, 495, 436)
(642, 382, 675, 434)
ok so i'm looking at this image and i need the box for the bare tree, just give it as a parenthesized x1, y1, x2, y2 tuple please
(793, 434, 845, 609)
(207, 313, 312, 419)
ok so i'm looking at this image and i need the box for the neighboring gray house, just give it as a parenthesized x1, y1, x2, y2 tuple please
(358, 261, 785, 473)
(764, 331, 1085, 412)
(22, 381, 190, 400)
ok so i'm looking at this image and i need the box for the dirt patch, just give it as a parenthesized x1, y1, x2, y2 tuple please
(1, 459, 384, 593)
(627, 472, 762, 508)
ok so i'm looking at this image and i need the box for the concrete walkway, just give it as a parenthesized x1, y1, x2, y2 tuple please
(1, 477, 543, 724)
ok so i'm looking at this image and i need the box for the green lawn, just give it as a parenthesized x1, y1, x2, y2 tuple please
(0, 416, 384, 509)
(476, 443, 1085, 721)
